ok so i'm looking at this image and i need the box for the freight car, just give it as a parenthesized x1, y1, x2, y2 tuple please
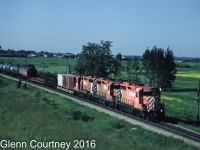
(57, 74, 77, 94)
(29, 76, 57, 88)
(43, 76, 57, 88)
(18, 66, 37, 78)
(0, 63, 3, 71)
(2, 63, 12, 73)
(10, 65, 20, 76)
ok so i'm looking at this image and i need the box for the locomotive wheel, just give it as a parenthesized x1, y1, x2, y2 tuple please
(146, 113, 153, 122)
(140, 111, 146, 120)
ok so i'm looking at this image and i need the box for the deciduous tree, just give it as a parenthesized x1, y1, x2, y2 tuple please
(76, 41, 114, 78)
(142, 46, 176, 89)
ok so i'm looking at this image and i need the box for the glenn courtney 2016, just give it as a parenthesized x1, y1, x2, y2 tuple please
(0, 140, 71, 149)
(0, 139, 96, 149)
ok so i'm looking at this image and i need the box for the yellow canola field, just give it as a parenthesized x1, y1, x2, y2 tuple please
(176, 72, 200, 79)
(161, 95, 182, 103)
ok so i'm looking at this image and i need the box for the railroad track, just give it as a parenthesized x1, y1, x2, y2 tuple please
(1, 73, 200, 147)
(103, 102, 200, 143)
(157, 122, 200, 142)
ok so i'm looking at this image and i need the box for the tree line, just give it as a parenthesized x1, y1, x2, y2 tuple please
(75, 41, 176, 90)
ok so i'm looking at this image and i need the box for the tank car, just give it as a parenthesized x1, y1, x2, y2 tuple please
(10, 65, 20, 75)
(2, 63, 12, 73)
(0, 63, 3, 72)
(18, 66, 37, 78)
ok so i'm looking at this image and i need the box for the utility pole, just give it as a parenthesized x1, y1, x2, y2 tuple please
(197, 80, 200, 125)
(25, 55, 28, 66)
(41, 62, 46, 73)
(66, 58, 71, 74)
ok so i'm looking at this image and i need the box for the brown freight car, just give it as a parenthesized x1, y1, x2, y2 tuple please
(57, 74, 77, 94)
(29, 77, 45, 84)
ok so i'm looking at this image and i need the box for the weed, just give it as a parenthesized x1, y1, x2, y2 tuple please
(71, 110, 94, 122)
(17, 80, 21, 88)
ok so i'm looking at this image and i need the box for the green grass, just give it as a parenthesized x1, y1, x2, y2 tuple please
(0, 76, 198, 150)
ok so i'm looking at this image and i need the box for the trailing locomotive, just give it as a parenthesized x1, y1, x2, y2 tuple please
(0, 62, 164, 121)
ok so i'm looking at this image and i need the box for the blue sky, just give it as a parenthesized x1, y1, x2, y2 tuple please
(0, 0, 200, 57)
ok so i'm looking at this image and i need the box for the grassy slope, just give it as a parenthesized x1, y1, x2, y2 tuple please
(0, 77, 198, 150)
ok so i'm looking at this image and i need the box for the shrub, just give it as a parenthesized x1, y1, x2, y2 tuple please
(71, 110, 93, 122)
(22, 83, 28, 89)
(17, 80, 21, 88)
(35, 91, 41, 98)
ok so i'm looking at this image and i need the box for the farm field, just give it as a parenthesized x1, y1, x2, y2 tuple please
(162, 62, 200, 132)
(0, 76, 197, 150)
(1, 57, 76, 74)
(1, 57, 200, 132)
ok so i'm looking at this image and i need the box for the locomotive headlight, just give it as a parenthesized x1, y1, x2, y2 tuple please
(160, 109, 163, 112)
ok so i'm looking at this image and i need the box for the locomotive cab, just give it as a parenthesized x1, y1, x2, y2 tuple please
(141, 87, 164, 121)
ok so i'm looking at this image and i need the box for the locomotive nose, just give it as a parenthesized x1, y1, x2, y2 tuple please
(147, 96, 160, 111)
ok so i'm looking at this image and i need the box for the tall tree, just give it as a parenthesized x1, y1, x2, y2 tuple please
(163, 47, 177, 88)
(126, 57, 142, 84)
(142, 46, 176, 89)
(109, 53, 123, 80)
(76, 41, 113, 77)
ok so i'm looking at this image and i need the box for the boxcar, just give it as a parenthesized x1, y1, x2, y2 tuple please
(57, 74, 77, 94)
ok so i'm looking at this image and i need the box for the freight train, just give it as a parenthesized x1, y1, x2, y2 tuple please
(0, 63, 165, 121)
